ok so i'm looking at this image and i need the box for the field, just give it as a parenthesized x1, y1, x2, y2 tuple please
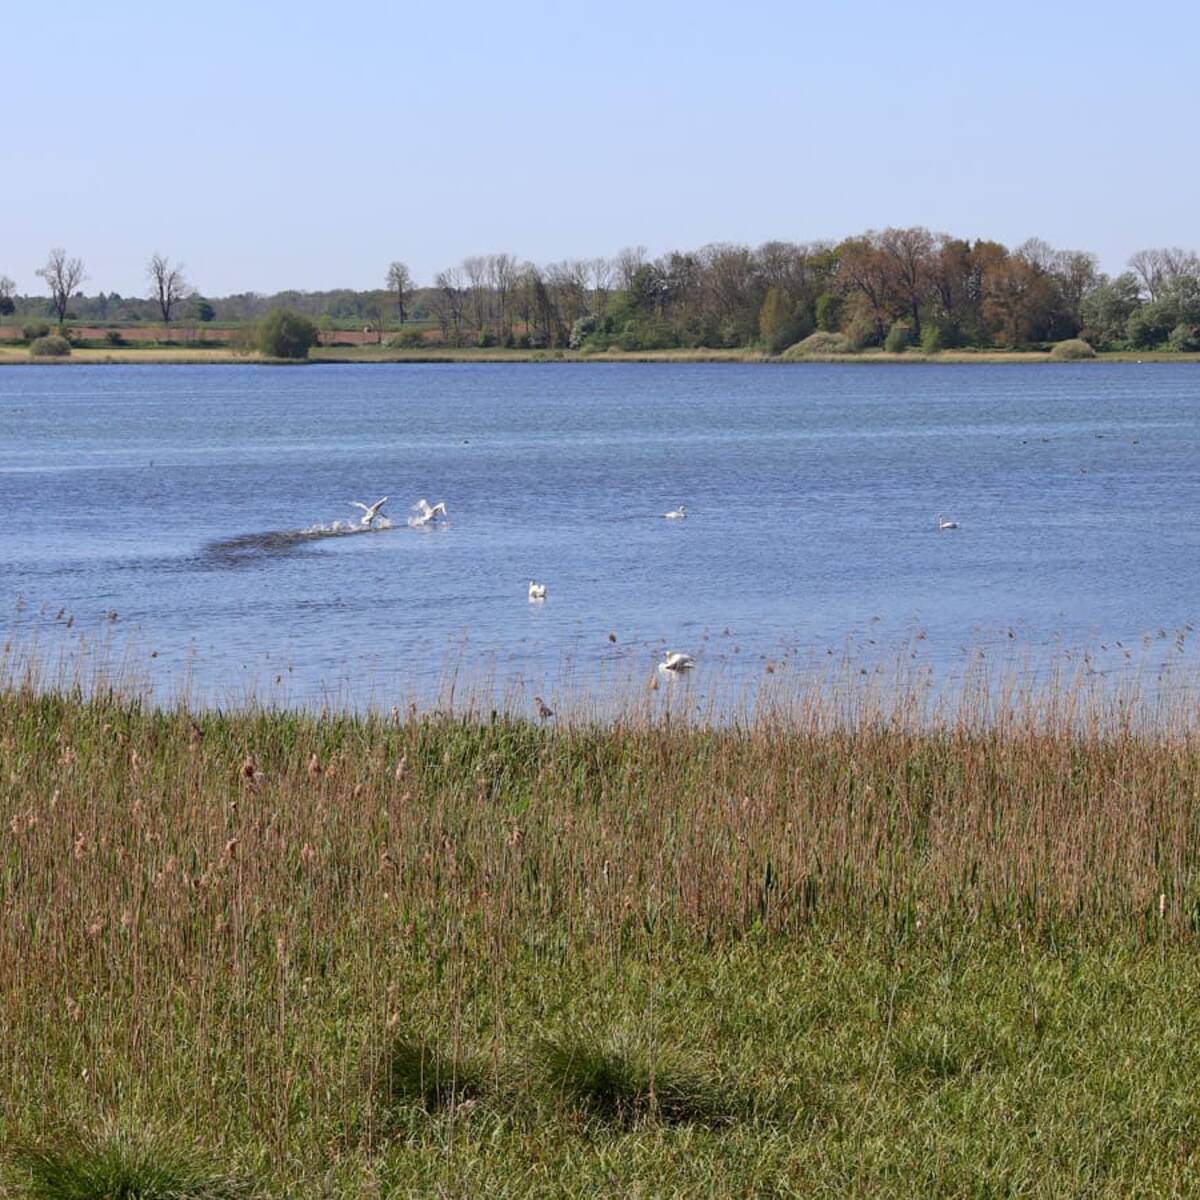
(4, 666, 1200, 1197)
(2, 342, 1198, 367)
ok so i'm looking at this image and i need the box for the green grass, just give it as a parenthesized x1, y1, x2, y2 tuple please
(2, 1127, 255, 1200)
(5, 685, 1200, 1195)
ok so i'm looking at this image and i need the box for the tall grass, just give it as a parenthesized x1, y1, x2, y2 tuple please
(5, 666, 1200, 1192)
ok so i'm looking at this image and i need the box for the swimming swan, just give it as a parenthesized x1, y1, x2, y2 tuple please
(937, 514, 959, 531)
(663, 505, 687, 519)
(411, 499, 448, 526)
(351, 497, 388, 527)
(528, 580, 547, 601)
(659, 650, 696, 673)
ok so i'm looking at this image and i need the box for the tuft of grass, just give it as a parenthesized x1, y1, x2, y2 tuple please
(535, 1035, 744, 1127)
(3, 1127, 255, 1200)
(377, 1037, 487, 1114)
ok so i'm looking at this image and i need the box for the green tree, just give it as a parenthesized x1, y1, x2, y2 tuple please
(758, 286, 800, 353)
(1079, 273, 1140, 349)
(0, 274, 14, 317)
(257, 309, 318, 359)
(1126, 300, 1177, 349)
(814, 292, 843, 332)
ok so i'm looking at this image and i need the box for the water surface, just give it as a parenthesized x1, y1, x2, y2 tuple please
(2, 362, 1197, 711)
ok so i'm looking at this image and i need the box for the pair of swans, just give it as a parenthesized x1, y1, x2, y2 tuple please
(349, 497, 447, 528)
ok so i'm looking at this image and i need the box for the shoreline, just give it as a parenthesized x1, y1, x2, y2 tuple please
(1, 344, 1197, 366)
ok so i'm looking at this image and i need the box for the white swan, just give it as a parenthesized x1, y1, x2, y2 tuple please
(411, 498, 448, 526)
(350, 497, 388, 527)
(663, 505, 687, 520)
(937, 514, 959, 531)
(659, 650, 696, 673)
(528, 580, 547, 601)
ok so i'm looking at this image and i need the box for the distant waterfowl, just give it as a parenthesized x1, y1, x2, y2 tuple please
(936, 514, 959, 531)
(351, 497, 388, 527)
(663, 505, 687, 520)
(411, 498, 448, 526)
(534, 695, 554, 720)
(659, 650, 696, 673)
(528, 580, 547, 601)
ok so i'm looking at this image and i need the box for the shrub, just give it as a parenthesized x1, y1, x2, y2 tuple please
(569, 315, 596, 350)
(535, 1035, 743, 1128)
(2, 1126, 255, 1199)
(103, 329, 125, 346)
(780, 331, 850, 359)
(388, 327, 426, 349)
(476, 328, 497, 348)
(1050, 338, 1096, 360)
(377, 1037, 486, 1114)
(22, 321, 51, 342)
(256, 308, 318, 359)
(842, 316, 878, 351)
(920, 322, 948, 353)
(884, 321, 913, 353)
(1167, 323, 1200, 353)
(29, 335, 71, 358)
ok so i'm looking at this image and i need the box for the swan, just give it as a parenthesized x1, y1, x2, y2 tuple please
(937, 514, 959, 531)
(411, 498, 448, 526)
(350, 497, 388, 527)
(528, 580, 547, 601)
(659, 650, 696, 673)
(663, 505, 687, 520)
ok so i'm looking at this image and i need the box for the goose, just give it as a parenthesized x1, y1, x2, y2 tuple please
(411, 498, 448, 526)
(351, 497, 388, 527)
(659, 650, 696, 673)
(533, 695, 554, 720)
(528, 580, 547, 601)
(663, 505, 687, 520)
(936, 514, 959, 531)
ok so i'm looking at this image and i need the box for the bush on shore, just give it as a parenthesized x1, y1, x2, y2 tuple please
(781, 331, 850, 358)
(257, 309, 318, 359)
(1050, 338, 1096, 360)
(388, 327, 426, 349)
(29, 335, 71, 358)
(21, 321, 51, 342)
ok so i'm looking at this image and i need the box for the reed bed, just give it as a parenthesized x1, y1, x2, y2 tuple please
(4, 669, 1200, 1195)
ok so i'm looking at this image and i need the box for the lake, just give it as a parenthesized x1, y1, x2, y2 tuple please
(2, 362, 1198, 715)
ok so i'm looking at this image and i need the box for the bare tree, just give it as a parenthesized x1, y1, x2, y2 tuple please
(462, 256, 489, 334)
(878, 226, 935, 340)
(0, 274, 14, 317)
(616, 245, 648, 289)
(147, 253, 191, 325)
(488, 253, 519, 341)
(588, 257, 614, 316)
(385, 261, 413, 323)
(431, 267, 466, 344)
(36, 248, 86, 326)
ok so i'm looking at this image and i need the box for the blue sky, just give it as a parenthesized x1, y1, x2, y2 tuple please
(4, 0, 1196, 296)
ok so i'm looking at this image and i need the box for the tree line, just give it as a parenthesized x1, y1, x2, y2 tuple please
(3, 232, 1199, 352)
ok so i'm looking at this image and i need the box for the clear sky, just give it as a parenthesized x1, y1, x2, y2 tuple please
(4, 0, 1196, 297)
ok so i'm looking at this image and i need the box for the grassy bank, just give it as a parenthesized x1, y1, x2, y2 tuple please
(4, 685, 1200, 1195)
(2, 342, 1198, 366)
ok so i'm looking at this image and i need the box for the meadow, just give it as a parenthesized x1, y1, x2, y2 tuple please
(3, 659, 1200, 1197)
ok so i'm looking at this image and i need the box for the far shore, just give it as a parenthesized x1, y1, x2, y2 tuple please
(0, 343, 1196, 366)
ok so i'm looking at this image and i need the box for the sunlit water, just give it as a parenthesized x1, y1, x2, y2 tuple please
(2, 362, 1199, 714)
